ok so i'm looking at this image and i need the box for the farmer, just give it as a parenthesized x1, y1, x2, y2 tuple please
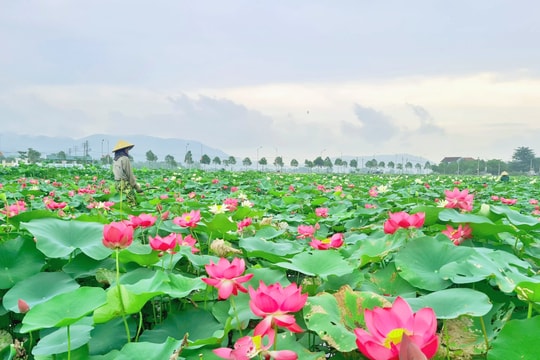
(112, 139, 142, 206)
(498, 171, 510, 182)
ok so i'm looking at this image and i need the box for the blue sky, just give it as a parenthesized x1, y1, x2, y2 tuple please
(1, 1, 539, 163)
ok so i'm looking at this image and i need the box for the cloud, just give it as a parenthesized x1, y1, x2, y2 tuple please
(344, 103, 400, 143)
(167, 94, 276, 146)
(407, 103, 446, 135)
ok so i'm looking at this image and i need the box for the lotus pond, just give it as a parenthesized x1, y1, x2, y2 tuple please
(1, 165, 540, 359)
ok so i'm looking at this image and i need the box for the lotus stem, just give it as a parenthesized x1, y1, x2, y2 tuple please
(67, 325, 71, 360)
(229, 296, 243, 336)
(116, 249, 131, 342)
(479, 316, 490, 353)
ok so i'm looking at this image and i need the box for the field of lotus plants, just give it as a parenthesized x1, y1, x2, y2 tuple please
(1, 164, 540, 360)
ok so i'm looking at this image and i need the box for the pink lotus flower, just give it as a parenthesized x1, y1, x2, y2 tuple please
(365, 203, 377, 209)
(444, 188, 473, 212)
(237, 217, 253, 232)
(315, 207, 329, 218)
(224, 198, 239, 211)
(102, 221, 134, 249)
(501, 197, 517, 205)
(369, 186, 378, 197)
(177, 234, 199, 253)
(441, 224, 473, 245)
(309, 233, 344, 250)
(128, 213, 157, 229)
(529, 199, 538, 205)
(383, 212, 425, 235)
(44, 198, 67, 210)
(1, 200, 27, 217)
(202, 258, 254, 300)
(173, 210, 201, 228)
(297, 224, 316, 239)
(248, 281, 307, 337)
(213, 333, 297, 360)
(354, 296, 439, 360)
(149, 233, 177, 254)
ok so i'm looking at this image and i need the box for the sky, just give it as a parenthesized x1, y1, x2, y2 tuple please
(1, 0, 539, 164)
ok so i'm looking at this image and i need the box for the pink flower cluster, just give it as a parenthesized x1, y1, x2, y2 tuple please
(202, 258, 308, 359)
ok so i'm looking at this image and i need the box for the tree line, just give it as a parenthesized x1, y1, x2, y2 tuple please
(2, 146, 537, 175)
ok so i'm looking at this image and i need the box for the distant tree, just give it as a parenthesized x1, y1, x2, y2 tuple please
(290, 159, 299, 168)
(304, 159, 314, 172)
(228, 156, 237, 167)
(201, 154, 211, 167)
(242, 157, 252, 168)
(165, 154, 177, 168)
(258, 157, 267, 170)
(274, 156, 284, 170)
(365, 159, 376, 170)
(424, 161, 431, 172)
(387, 161, 395, 170)
(405, 161, 413, 172)
(184, 150, 194, 166)
(18, 151, 28, 161)
(378, 161, 385, 169)
(146, 150, 158, 162)
(313, 156, 324, 169)
(58, 151, 67, 161)
(323, 157, 333, 171)
(396, 163, 403, 172)
(415, 163, 422, 173)
(27, 148, 41, 163)
(334, 158, 343, 167)
(511, 146, 536, 172)
(212, 156, 221, 169)
(349, 159, 358, 170)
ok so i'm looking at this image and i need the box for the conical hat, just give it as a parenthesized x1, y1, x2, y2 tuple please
(112, 140, 134, 152)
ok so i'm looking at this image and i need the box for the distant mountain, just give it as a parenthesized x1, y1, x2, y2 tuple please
(0, 133, 228, 163)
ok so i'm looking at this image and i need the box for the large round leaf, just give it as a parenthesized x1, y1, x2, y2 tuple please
(32, 323, 93, 355)
(139, 307, 222, 345)
(274, 251, 354, 280)
(21, 218, 112, 260)
(20, 287, 106, 333)
(405, 288, 493, 319)
(0, 236, 45, 289)
(488, 317, 540, 360)
(394, 235, 475, 291)
(3, 272, 80, 313)
(113, 337, 182, 360)
(239, 236, 304, 262)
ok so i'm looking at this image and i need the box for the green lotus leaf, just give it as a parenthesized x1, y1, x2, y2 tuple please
(20, 287, 106, 333)
(405, 288, 493, 319)
(0, 237, 46, 290)
(274, 251, 354, 280)
(21, 218, 112, 260)
(487, 317, 540, 360)
(395, 235, 476, 291)
(3, 272, 80, 313)
(32, 323, 93, 355)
